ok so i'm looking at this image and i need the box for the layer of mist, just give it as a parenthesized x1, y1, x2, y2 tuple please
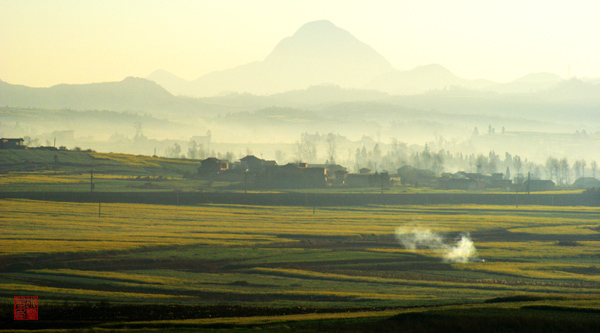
(2, 20, 600, 174)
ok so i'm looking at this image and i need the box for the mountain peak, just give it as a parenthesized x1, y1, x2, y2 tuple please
(268, 20, 368, 59)
(255, 20, 393, 92)
(153, 21, 395, 96)
(292, 20, 345, 37)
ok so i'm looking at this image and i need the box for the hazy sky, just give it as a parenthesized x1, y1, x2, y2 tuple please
(2, 0, 600, 87)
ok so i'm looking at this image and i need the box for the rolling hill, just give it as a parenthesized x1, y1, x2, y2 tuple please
(0, 77, 236, 116)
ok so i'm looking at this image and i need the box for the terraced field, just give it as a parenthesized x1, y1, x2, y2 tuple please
(2, 199, 600, 310)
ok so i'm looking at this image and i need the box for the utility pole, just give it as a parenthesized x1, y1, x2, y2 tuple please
(90, 169, 94, 193)
(244, 169, 248, 194)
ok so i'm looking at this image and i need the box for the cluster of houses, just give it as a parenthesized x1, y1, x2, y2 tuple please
(398, 166, 556, 192)
(3, 137, 597, 191)
(196, 155, 573, 191)
(198, 155, 337, 188)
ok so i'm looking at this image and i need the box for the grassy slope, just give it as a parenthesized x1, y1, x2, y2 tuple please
(0, 149, 199, 174)
(0, 149, 208, 192)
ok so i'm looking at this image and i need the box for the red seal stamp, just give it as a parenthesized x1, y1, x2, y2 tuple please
(14, 296, 38, 320)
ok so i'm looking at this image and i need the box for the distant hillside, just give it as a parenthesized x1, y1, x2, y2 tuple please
(0, 77, 229, 116)
(366, 64, 493, 94)
(383, 80, 600, 123)
(146, 70, 192, 97)
(197, 85, 390, 110)
(0, 77, 170, 110)
(489, 72, 564, 94)
(149, 20, 395, 97)
(267, 85, 389, 107)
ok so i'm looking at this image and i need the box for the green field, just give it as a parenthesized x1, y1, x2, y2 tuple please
(1, 198, 600, 330)
(2, 150, 600, 331)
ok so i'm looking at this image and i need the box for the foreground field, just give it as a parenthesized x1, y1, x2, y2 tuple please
(1, 199, 600, 330)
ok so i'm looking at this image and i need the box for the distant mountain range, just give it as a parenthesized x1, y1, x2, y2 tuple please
(146, 20, 586, 97)
(2, 19, 600, 119)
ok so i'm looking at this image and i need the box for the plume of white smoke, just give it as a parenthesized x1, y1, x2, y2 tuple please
(445, 234, 477, 263)
(395, 227, 478, 263)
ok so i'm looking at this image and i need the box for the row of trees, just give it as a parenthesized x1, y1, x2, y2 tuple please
(295, 132, 338, 164)
(545, 157, 597, 185)
(163, 131, 598, 186)
(293, 132, 598, 184)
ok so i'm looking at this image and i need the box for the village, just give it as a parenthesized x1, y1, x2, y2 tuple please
(3, 136, 600, 193)
(197, 154, 598, 192)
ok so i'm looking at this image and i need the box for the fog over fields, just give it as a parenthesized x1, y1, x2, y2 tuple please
(2, 19, 600, 173)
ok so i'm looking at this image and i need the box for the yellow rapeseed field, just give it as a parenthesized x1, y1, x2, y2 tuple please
(2, 199, 600, 306)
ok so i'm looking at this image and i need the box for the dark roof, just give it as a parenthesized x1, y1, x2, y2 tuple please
(573, 177, 600, 188)
(200, 157, 223, 163)
(397, 165, 435, 178)
(240, 155, 262, 162)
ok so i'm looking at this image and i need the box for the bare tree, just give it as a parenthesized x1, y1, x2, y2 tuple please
(475, 154, 488, 174)
(23, 136, 40, 147)
(545, 157, 559, 182)
(326, 132, 337, 164)
(187, 140, 198, 159)
(488, 151, 500, 174)
(165, 143, 182, 158)
(371, 143, 381, 170)
(573, 160, 582, 179)
(295, 132, 318, 163)
(133, 122, 145, 142)
(513, 155, 523, 175)
(559, 158, 570, 185)
(591, 160, 598, 178)
(420, 145, 432, 170)
(390, 138, 408, 168)
(431, 150, 444, 174)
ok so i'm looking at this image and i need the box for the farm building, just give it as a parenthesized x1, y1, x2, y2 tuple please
(240, 155, 276, 174)
(397, 165, 437, 187)
(572, 177, 600, 189)
(198, 157, 229, 176)
(258, 162, 327, 188)
(520, 179, 555, 192)
(0, 138, 25, 149)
